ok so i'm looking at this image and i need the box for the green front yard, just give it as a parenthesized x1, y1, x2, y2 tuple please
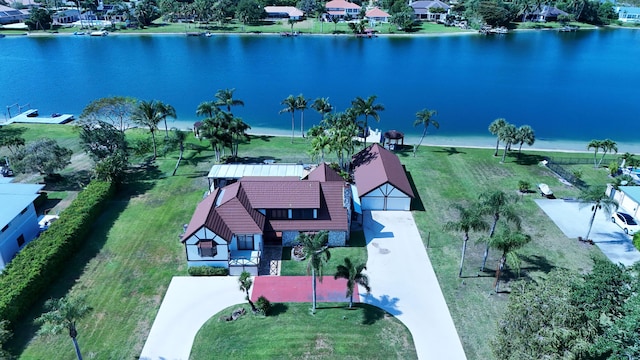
(2, 124, 618, 359)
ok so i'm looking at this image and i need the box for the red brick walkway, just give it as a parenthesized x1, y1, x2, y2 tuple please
(251, 276, 359, 303)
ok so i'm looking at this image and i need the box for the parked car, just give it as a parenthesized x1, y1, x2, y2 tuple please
(611, 211, 640, 235)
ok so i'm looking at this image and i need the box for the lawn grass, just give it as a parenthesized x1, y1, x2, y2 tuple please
(280, 230, 368, 276)
(5, 123, 615, 359)
(190, 302, 417, 359)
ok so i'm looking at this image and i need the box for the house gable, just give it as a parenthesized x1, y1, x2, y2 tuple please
(352, 143, 415, 198)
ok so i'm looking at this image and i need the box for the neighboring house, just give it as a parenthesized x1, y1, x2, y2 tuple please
(352, 143, 415, 211)
(365, 7, 391, 23)
(325, 0, 361, 19)
(53, 9, 80, 24)
(181, 163, 350, 275)
(0, 5, 29, 25)
(616, 6, 640, 23)
(608, 185, 640, 218)
(264, 6, 304, 20)
(0, 183, 44, 272)
(409, 0, 450, 22)
(525, 5, 568, 22)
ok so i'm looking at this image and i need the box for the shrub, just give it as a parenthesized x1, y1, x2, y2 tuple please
(188, 266, 229, 276)
(0, 181, 114, 324)
(255, 296, 272, 316)
(572, 169, 583, 180)
(518, 180, 530, 193)
(633, 233, 640, 251)
(608, 161, 620, 177)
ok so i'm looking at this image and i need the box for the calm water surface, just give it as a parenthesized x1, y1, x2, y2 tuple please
(1, 29, 639, 143)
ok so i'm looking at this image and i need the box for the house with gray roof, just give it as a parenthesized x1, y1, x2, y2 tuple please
(409, 0, 450, 22)
(352, 143, 414, 211)
(181, 163, 350, 275)
(0, 183, 44, 272)
(616, 6, 640, 23)
(0, 4, 29, 25)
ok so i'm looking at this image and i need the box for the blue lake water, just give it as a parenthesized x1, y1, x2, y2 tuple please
(1, 29, 639, 147)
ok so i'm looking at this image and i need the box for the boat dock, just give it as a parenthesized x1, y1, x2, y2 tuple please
(1, 109, 74, 125)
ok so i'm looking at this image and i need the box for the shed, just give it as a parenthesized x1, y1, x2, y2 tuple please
(207, 163, 306, 189)
(351, 143, 414, 211)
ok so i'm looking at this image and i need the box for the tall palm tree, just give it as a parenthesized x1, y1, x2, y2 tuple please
(295, 94, 308, 138)
(310, 133, 331, 163)
(200, 116, 228, 162)
(214, 88, 244, 114)
(168, 128, 187, 176)
(298, 231, 331, 313)
(578, 186, 618, 241)
(499, 123, 517, 163)
(478, 190, 521, 272)
(132, 100, 163, 159)
(228, 117, 250, 161)
(196, 101, 218, 118)
(597, 139, 618, 168)
(413, 108, 439, 157)
(515, 125, 535, 155)
(443, 203, 489, 277)
(587, 139, 602, 168)
(36, 294, 91, 360)
(334, 257, 370, 309)
(479, 226, 531, 292)
(238, 271, 257, 313)
(280, 95, 297, 144)
(156, 100, 177, 138)
(351, 95, 384, 148)
(311, 97, 333, 123)
(488, 118, 507, 157)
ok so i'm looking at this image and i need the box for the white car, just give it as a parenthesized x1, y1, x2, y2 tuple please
(611, 212, 640, 235)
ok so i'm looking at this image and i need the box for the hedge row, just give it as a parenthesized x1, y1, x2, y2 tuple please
(188, 266, 229, 276)
(0, 181, 115, 324)
(633, 233, 640, 251)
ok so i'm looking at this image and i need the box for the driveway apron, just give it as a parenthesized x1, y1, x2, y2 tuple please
(361, 210, 467, 360)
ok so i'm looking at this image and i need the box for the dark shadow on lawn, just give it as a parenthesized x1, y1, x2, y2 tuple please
(509, 152, 546, 166)
(43, 170, 92, 192)
(250, 135, 273, 142)
(8, 168, 157, 356)
(348, 230, 366, 247)
(406, 169, 425, 211)
(230, 156, 280, 164)
(269, 303, 289, 316)
(519, 254, 557, 275)
(433, 147, 466, 156)
(355, 301, 398, 325)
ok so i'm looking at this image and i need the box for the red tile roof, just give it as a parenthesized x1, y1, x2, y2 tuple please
(352, 143, 415, 198)
(306, 163, 344, 182)
(240, 177, 321, 209)
(365, 7, 390, 18)
(325, 0, 361, 9)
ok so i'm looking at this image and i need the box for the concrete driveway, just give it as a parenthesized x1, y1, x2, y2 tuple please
(535, 199, 640, 266)
(360, 211, 467, 360)
(140, 276, 246, 360)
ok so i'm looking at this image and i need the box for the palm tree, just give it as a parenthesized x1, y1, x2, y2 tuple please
(168, 128, 187, 176)
(280, 95, 297, 144)
(196, 101, 218, 118)
(311, 97, 332, 123)
(214, 88, 244, 114)
(295, 94, 308, 138)
(35, 294, 91, 360)
(298, 231, 331, 313)
(132, 100, 163, 159)
(578, 186, 618, 241)
(620, 152, 635, 169)
(443, 203, 489, 277)
(351, 95, 384, 148)
(587, 139, 602, 168)
(334, 257, 370, 309)
(310, 133, 331, 163)
(228, 117, 250, 161)
(200, 117, 228, 162)
(238, 271, 258, 313)
(499, 123, 517, 163)
(479, 226, 531, 292)
(515, 125, 535, 155)
(413, 108, 439, 157)
(488, 118, 507, 157)
(597, 139, 618, 168)
(156, 101, 177, 138)
(478, 190, 521, 272)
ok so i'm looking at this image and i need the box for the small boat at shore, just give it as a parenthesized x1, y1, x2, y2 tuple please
(90, 30, 108, 36)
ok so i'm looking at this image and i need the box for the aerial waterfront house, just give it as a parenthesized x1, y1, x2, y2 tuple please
(264, 6, 304, 20)
(325, 0, 362, 20)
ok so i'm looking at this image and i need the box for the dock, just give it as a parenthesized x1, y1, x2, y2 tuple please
(1, 109, 74, 125)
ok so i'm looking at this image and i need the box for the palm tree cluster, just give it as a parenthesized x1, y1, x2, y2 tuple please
(197, 88, 251, 162)
(587, 138, 618, 168)
(488, 118, 536, 162)
(444, 190, 529, 292)
(131, 99, 177, 159)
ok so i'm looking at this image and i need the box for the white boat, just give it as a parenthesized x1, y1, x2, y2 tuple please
(538, 183, 553, 197)
(90, 30, 108, 36)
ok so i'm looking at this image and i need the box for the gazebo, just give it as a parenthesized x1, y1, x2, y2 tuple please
(383, 130, 404, 149)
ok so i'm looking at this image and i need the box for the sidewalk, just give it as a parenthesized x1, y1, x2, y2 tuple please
(360, 211, 467, 360)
